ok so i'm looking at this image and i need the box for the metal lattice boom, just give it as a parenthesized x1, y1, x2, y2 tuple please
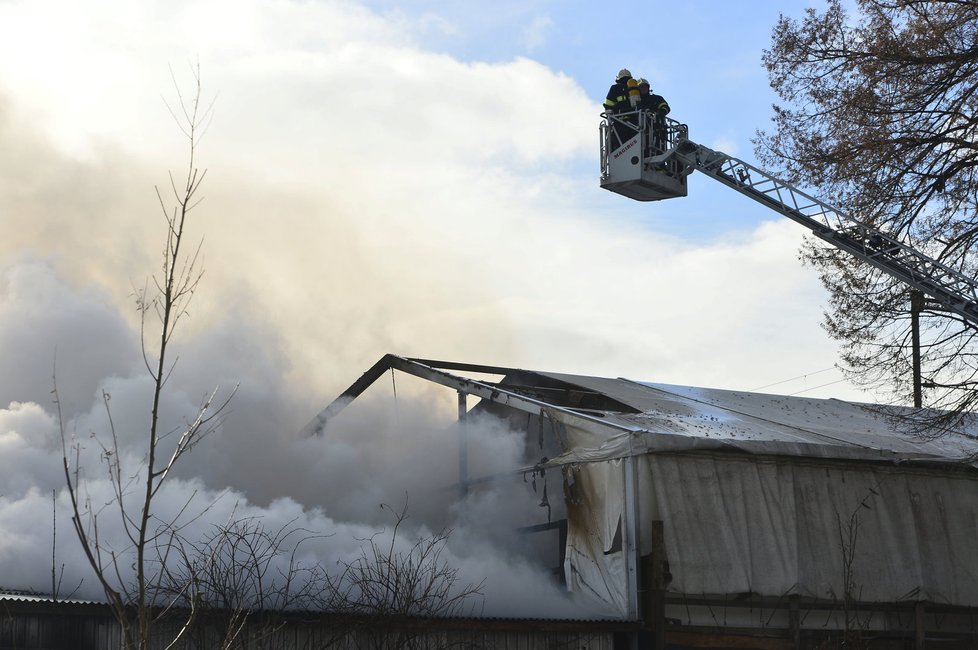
(666, 138, 978, 327)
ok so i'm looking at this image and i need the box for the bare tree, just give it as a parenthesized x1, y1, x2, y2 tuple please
(325, 501, 484, 650)
(153, 516, 333, 650)
(56, 65, 235, 650)
(757, 0, 978, 432)
(833, 494, 876, 649)
(152, 502, 483, 650)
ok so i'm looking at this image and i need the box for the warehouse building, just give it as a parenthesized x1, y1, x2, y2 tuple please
(311, 354, 978, 649)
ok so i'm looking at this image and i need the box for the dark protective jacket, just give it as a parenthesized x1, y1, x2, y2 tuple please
(639, 92, 670, 120)
(603, 79, 632, 113)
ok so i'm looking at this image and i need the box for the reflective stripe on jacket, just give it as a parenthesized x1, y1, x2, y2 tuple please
(604, 81, 630, 112)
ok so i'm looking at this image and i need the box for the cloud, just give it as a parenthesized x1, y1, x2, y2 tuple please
(522, 14, 554, 51)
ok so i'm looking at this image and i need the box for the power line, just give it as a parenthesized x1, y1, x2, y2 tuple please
(788, 378, 850, 396)
(749, 367, 837, 392)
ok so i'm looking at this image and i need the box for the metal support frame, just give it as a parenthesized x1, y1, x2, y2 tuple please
(457, 390, 468, 498)
(303, 354, 644, 439)
(622, 455, 642, 622)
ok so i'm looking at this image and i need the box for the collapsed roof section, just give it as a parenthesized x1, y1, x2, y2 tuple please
(308, 355, 978, 622)
(306, 354, 978, 469)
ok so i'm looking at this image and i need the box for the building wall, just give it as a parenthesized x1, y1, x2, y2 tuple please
(564, 449, 978, 628)
(0, 599, 622, 649)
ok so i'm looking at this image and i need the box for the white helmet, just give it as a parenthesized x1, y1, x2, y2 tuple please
(637, 78, 650, 87)
(617, 68, 632, 81)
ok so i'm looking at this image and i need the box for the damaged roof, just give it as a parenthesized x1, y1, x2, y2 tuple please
(535, 371, 978, 467)
(310, 355, 978, 469)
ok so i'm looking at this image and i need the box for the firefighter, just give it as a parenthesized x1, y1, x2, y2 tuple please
(604, 69, 639, 148)
(637, 78, 670, 153)
(603, 68, 632, 114)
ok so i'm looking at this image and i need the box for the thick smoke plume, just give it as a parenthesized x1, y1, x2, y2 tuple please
(0, 260, 605, 617)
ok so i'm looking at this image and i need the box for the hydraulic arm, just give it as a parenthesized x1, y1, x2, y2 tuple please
(596, 109, 978, 329)
(662, 138, 978, 327)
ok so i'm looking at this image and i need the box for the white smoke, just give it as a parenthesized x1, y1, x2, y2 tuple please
(0, 260, 602, 616)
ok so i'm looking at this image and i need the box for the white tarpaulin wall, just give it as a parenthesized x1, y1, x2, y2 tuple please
(564, 447, 978, 618)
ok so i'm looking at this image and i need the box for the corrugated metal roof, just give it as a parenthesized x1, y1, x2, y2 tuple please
(0, 589, 99, 605)
(0, 591, 629, 628)
(533, 372, 978, 467)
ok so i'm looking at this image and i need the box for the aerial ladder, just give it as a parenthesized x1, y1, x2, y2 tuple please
(599, 110, 978, 330)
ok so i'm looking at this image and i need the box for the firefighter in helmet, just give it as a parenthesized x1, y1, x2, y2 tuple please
(604, 69, 640, 148)
(637, 78, 670, 153)
(604, 68, 633, 114)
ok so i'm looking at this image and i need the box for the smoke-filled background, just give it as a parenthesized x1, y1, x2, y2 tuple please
(0, 0, 859, 618)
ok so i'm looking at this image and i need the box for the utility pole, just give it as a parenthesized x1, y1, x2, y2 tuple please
(911, 290, 924, 408)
